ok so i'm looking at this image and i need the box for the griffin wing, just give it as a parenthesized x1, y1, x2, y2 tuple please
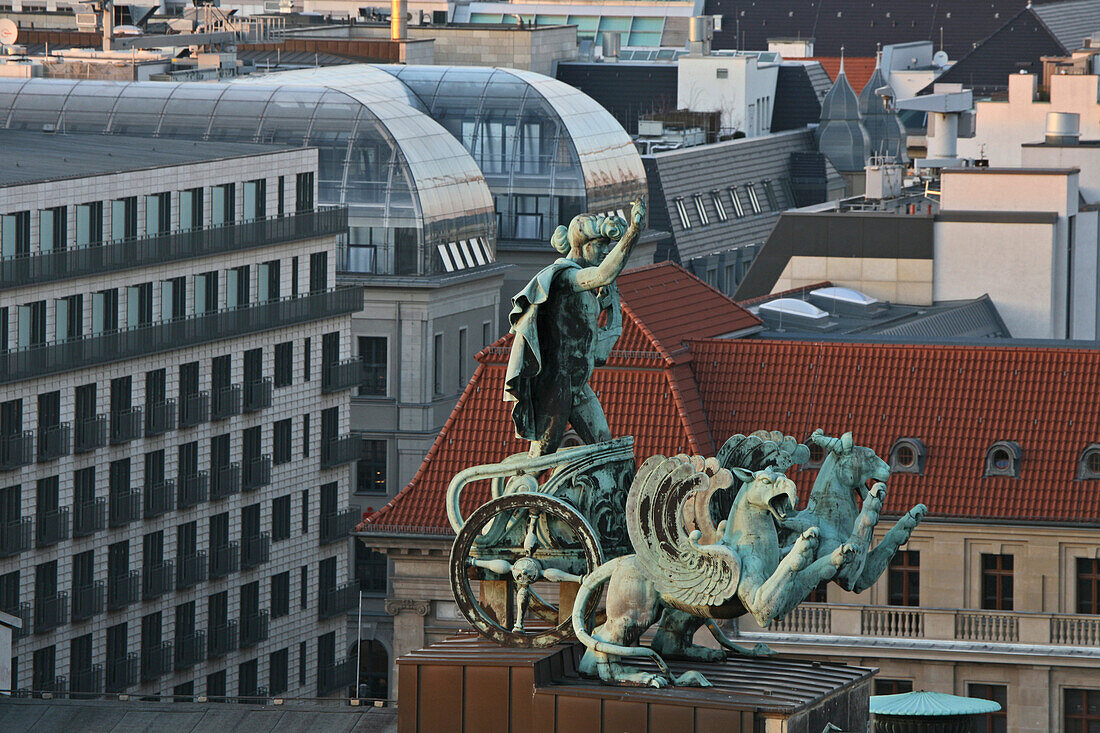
(626, 455, 741, 609)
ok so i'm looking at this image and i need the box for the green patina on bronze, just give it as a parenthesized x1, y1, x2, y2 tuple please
(445, 201, 927, 688)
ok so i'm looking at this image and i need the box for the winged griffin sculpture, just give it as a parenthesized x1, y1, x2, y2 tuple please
(571, 431, 927, 687)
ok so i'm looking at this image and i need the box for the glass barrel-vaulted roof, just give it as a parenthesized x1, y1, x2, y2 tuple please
(0, 77, 495, 276)
(377, 65, 648, 215)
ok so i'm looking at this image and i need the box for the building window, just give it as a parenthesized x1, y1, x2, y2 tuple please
(270, 648, 289, 696)
(1077, 558, 1100, 614)
(873, 679, 913, 695)
(302, 414, 310, 458)
(144, 193, 170, 236)
(272, 571, 290, 619)
(273, 419, 292, 465)
(745, 184, 762, 214)
(299, 566, 308, 609)
(303, 337, 311, 381)
(674, 198, 692, 229)
(728, 188, 745, 218)
(711, 192, 727, 222)
(212, 184, 235, 226)
(272, 496, 291, 542)
(300, 490, 309, 534)
(762, 180, 780, 210)
(296, 172, 315, 212)
(359, 337, 387, 397)
(259, 260, 279, 303)
(433, 333, 444, 395)
(968, 683, 1007, 733)
(179, 188, 203, 231)
(981, 553, 1014, 611)
(40, 206, 67, 252)
(243, 179, 267, 222)
(1077, 445, 1100, 479)
(207, 669, 226, 699)
(887, 550, 920, 606)
(889, 438, 926, 474)
(356, 542, 387, 593)
(357, 440, 387, 494)
(458, 328, 468, 385)
(111, 197, 137, 241)
(984, 441, 1021, 478)
(716, 67, 728, 79)
(1066, 689, 1100, 731)
(692, 194, 709, 226)
(274, 342, 292, 388)
(1, 210, 30, 257)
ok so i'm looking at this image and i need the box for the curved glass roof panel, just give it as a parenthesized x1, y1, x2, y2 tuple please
(0, 77, 494, 277)
(57, 81, 125, 134)
(379, 65, 647, 214)
(231, 64, 426, 111)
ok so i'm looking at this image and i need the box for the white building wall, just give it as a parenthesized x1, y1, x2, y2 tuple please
(677, 55, 779, 136)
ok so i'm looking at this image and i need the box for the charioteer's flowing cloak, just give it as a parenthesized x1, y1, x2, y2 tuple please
(504, 259, 581, 440)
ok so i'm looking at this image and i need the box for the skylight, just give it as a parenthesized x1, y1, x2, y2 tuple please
(759, 298, 829, 319)
(811, 286, 880, 306)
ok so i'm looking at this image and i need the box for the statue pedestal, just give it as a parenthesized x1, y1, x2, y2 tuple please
(396, 635, 873, 733)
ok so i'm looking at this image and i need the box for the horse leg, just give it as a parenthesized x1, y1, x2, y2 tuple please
(749, 529, 852, 625)
(848, 503, 927, 592)
(836, 482, 886, 589)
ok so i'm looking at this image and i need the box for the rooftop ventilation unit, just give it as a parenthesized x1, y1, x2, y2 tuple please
(1045, 111, 1080, 145)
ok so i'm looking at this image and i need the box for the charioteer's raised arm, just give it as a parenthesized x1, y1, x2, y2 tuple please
(573, 199, 646, 291)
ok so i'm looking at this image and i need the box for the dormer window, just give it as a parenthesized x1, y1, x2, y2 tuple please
(890, 438, 926, 475)
(1077, 444, 1100, 480)
(984, 441, 1021, 478)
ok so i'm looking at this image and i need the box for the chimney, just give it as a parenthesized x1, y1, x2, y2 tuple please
(601, 31, 620, 60)
(391, 0, 406, 41)
(689, 16, 713, 56)
(1045, 111, 1080, 145)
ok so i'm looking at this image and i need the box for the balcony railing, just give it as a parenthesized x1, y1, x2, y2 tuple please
(211, 463, 240, 499)
(211, 385, 242, 420)
(241, 455, 271, 491)
(239, 610, 269, 647)
(317, 658, 355, 697)
(322, 359, 362, 393)
(240, 532, 270, 570)
(105, 653, 139, 693)
(73, 498, 107, 537)
(6, 601, 31, 638)
(144, 480, 175, 518)
(321, 434, 361, 469)
(177, 471, 209, 510)
(145, 400, 177, 437)
(142, 561, 175, 600)
(1, 431, 35, 470)
(320, 507, 359, 545)
(177, 551, 208, 589)
(109, 407, 143, 444)
(107, 570, 140, 610)
(71, 581, 105, 621)
(242, 378, 273, 413)
(209, 541, 240, 579)
(34, 591, 69, 633)
(208, 621, 239, 658)
(141, 642, 174, 682)
(36, 507, 70, 547)
(179, 390, 210, 428)
(70, 663, 103, 696)
(37, 423, 70, 462)
(74, 416, 107, 453)
(1, 287, 363, 386)
(108, 487, 141, 527)
(175, 631, 207, 670)
(0, 517, 32, 556)
(0, 208, 347, 288)
(747, 603, 1100, 650)
(319, 581, 358, 619)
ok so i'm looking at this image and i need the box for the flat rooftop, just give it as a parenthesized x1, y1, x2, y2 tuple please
(0, 130, 295, 187)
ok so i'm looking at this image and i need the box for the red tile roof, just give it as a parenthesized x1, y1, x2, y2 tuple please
(690, 339, 1100, 524)
(361, 264, 1100, 534)
(809, 57, 878, 99)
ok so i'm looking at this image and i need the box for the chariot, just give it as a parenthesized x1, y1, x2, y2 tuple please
(446, 436, 635, 647)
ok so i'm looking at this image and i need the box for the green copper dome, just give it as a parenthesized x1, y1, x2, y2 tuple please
(871, 691, 1002, 716)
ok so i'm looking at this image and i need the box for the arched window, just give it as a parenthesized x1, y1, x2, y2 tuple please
(889, 438, 926, 474)
(1077, 444, 1100, 480)
(354, 640, 389, 700)
(984, 441, 1021, 478)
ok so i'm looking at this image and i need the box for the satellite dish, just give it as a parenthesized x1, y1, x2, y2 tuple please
(932, 50, 949, 67)
(0, 19, 18, 47)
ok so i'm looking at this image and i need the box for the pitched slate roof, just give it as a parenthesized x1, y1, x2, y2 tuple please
(704, 0, 1034, 59)
(361, 267, 1100, 534)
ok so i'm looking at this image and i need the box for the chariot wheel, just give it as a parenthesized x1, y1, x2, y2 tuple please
(449, 492, 604, 648)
